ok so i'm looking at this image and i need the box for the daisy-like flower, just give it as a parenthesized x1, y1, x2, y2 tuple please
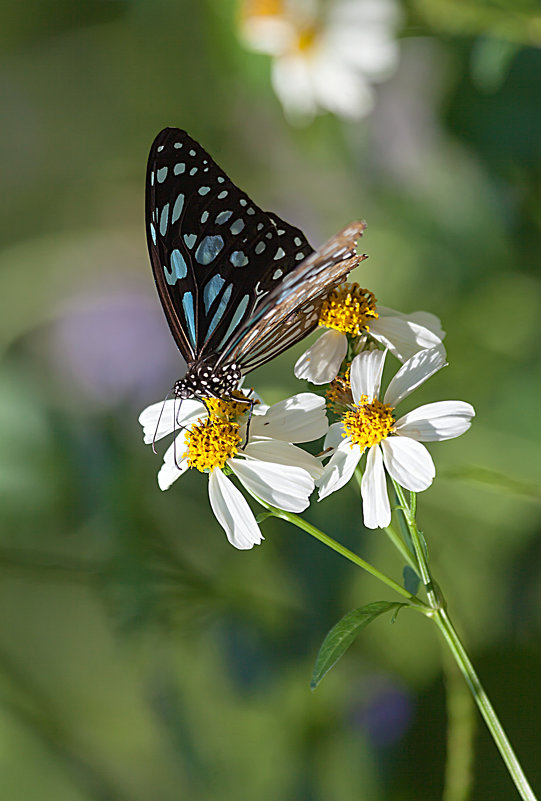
(239, 0, 400, 122)
(317, 348, 475, 529)
(139, 392, 327, 550)
(294, 283, 446, 385)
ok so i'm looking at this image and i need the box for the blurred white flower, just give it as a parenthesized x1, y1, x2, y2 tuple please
(317, 348, 475, 529)
(294, 283, 446, 385)
(139, 392, 327, 549)
(240, 0, 401, 122)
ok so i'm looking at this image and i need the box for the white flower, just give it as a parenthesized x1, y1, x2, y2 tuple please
(240, 0, 400, 122)
(139, 392, 327, 550)
(317, 349, 475, 529)
(295, 284, 446, 385)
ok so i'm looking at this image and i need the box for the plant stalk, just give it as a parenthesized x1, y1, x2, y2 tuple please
(392, 480, 538, 801)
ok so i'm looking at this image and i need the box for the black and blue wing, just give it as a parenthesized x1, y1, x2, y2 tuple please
(220, 222, 367, 375)
(145, 128, 314, 362)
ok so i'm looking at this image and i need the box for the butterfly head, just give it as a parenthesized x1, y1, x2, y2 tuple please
(174, 357, 242, 400)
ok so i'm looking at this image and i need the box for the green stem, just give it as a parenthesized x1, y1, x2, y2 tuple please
(391, 479, 538, 801)
(442, 653, 475, 801)
(393, 482, 440, 609)
(383, 523, 418, 572)
(436, 609, 537, 801)
(257, 499, 427, 608)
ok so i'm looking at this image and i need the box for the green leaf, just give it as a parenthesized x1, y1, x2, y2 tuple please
(311, 601, 407, 690)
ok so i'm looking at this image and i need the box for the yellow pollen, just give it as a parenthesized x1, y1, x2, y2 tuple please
(296, 24, 318, 52)
(242, 0, 285, 18)
(318, 283, 378, 336)
(342, 395, 395, 450)
(203, 392, 251, 421)
(184, 417, 241, 472)
(326, 367, 353, 412)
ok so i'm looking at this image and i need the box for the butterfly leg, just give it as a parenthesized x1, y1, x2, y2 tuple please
(242, 397, 256, 449)
(172, 396, 194, 469)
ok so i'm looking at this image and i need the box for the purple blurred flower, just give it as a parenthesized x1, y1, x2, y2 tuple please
(47, 285, 182, 408)
(349, 674, 414, 747)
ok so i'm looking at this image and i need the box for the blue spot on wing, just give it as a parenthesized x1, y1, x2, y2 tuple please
(206, 284, 233, 340)
(182, 291, 196, 350)
(164, 249, 188, 285)
(171, 193, 184, 224)
(203, 274, 225, 313)
(195, 235, 224, 265)
(157, 166, 168, 183)
(230, 251, 249, 267)
(230, 219, 245, 235)
(159, 203, 169, 236)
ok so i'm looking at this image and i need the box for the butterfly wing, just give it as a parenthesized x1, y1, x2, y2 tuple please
(145, 128, 314, 363)
(218, 221, 367, 374)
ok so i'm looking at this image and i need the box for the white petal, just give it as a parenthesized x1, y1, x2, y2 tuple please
(250, 393, 328, 442)
(370, 316, 445, 363)
(242, 439, 324, 480)
(294, 329, 348, 384)
(384, 348, 447, 408)
(157, 435, 190, 490)
(376, 306, 446, 340)
(138, 398, 204, 444)
(311, 52, 375, 119)
(323, 421, 346, 451)
(406, 311, 446, 340)
(381, 437, 435, 492)
(317, 439, 362, 500)
(395, 401, 475, 441)
(229, 458, 314, 513)
(271, 55, 318, 120)
(208, 469, 263, 550)
(240, 16, 296, 56)
(350, 349, 386, 404)
(361, 445, 391, 529)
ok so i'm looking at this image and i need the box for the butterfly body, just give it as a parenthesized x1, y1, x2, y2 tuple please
(146, 127, 366, 399)
(173, 356, 242, 400)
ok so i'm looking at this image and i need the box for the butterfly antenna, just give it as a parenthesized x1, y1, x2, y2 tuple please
(153, 388, 173, 454)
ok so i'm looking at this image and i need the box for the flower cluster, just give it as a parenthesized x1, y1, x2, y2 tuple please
(239, 0, 401, 122)
(140, 280, 474, 545)
(139, 391, 327, 549)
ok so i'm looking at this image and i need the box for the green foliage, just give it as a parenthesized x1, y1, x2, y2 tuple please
(1, 0, 541, 797)
(311, 602, 408, 690)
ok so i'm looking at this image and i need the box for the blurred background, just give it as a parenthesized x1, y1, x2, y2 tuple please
(1, 1, 541, 798)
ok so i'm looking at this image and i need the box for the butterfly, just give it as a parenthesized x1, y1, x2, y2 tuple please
(146, 127, 367, 400)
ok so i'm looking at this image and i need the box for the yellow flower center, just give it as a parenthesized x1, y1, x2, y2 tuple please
(326, 367, 353, 412)
(241, 0, 320, 55)
(243, 0, 284, 16)
(296, 24, 318, 52)
(184, 417, 241, 472)
(342, 395, 395, 450)
(318, 283, 378, 336)
(203, 392, 251, 420)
